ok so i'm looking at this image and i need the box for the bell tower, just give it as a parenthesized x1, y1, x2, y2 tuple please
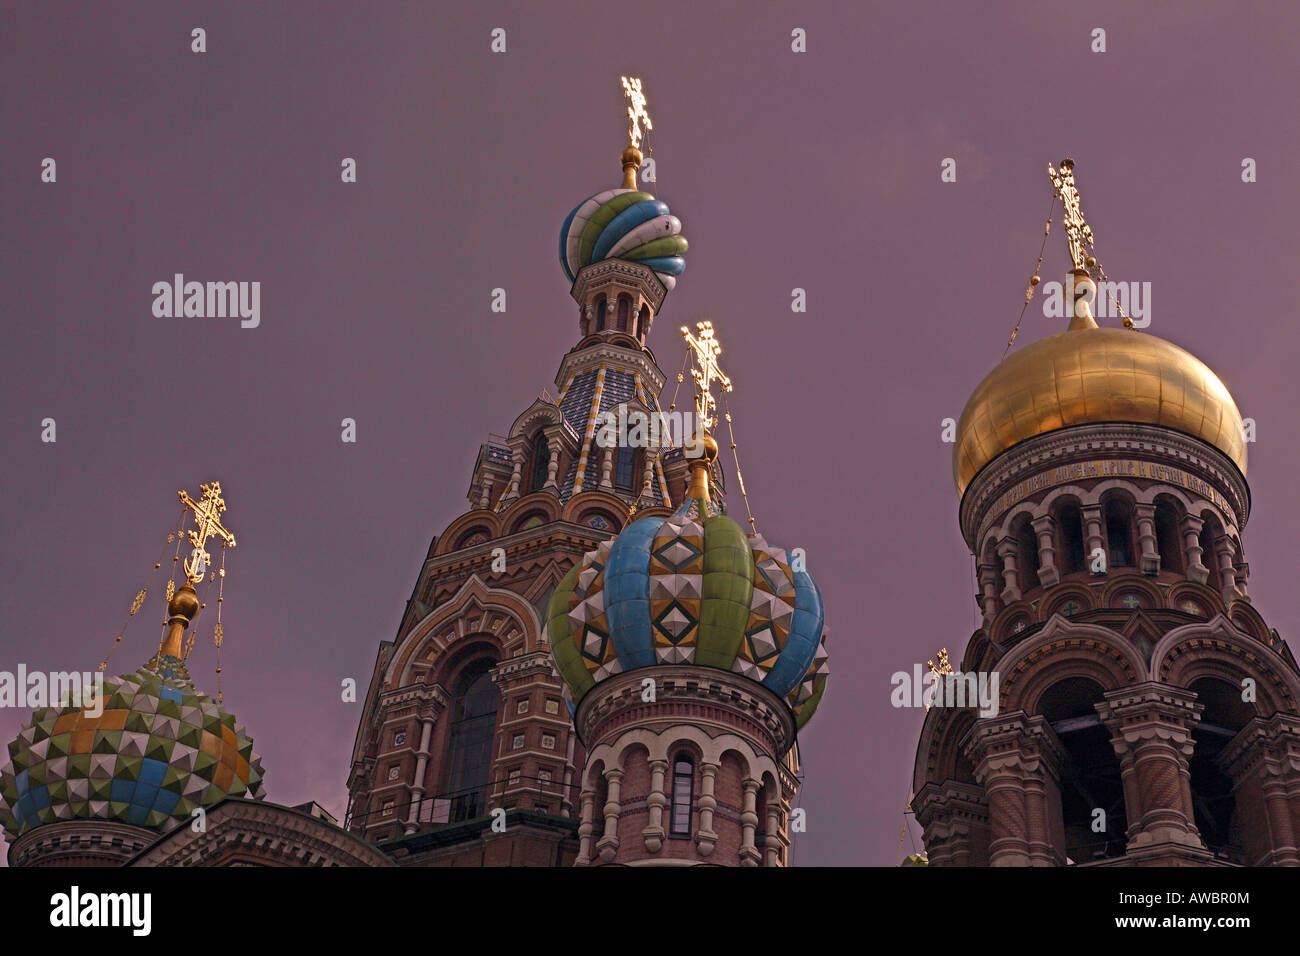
(913, 160, 1300, 867)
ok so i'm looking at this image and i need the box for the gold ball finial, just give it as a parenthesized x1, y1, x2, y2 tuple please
(167, 583, 200, 623)
(620, 146, 643, 190)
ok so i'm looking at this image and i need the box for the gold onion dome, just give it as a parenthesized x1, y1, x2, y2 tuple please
(953, 321, 1247, 496)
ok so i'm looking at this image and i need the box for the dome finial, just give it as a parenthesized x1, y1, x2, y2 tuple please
(680, 321, 731, 501)
(620, 75, 652, 188)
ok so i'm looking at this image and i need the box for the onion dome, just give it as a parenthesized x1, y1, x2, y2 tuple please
(559, 148, 688, 292)
(0, 585, 265, 840)
(547, 440, 829, 729)
(954, 320, 1247, 497)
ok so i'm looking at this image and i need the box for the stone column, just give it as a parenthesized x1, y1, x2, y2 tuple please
(1213, 534, 1244, 604)
(642, 758, 668, 853)
(1135, 503, 1160, 574)
(1082, 504, 1105, 574)
(599, 447, 613, 489)
(996, 537, 1021, 604)
(696, 762, 719, 858)
(404, 716, 437, 832)
(478, 476, 492, 510)
(739, 779, 762, 866)
(1234, 559, 1251, 602)
(505, 448, 523, 501)
(913, 781, 990, 867)
(576, 789, 596, 866)
(1218, 714, 1300, 865)
(1031, 514, 1060, 587)
(1097, 683, 1205, 851)
(963, 713, 1065, 866)
(1181, 514, 1210, 584)
(978, 562, 1000, 625)
(763, 802, 781, 867)
(544, 430, 561, 489)
(596, 768, 623, 863)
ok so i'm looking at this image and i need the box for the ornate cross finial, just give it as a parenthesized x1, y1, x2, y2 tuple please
(925, 648, 953, 713)
(621, 76, 652, 151)
(1047, 159, 1096, 271)
(681, 321, 732, 431)
(177, 481, 236, 584)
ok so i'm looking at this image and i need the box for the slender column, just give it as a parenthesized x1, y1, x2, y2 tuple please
(1214, 534, 1244, 603)
(575, 789, 596, 866)
(506, 449, 523, 500)
(978, 562, 1000, 625)
(996, 538, 1021, 604)
(1031, 514, 1060, 587)
(599, 446, 613, 489)
(642, 759, 668, 852)
(739, 779, 762, 866)
(596, 768, 623, 863)
(478, 476, 492, 510)
(695, 762, 719, 857)
(1135, 503, 1160, 574)
(1234, 559, 1251, 602)
(1082, 504, 1105, 573)
(404, 716, 436, 832)
(544, 433, 560, 489)
(1181, 514, 1210, 584)
(763, 802, 781, 867)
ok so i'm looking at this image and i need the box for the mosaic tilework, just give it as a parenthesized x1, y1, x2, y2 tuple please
(0, 656, 265, 839)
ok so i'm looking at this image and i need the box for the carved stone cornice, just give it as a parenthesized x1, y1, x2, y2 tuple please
(492, 651, 560, 685)
(571, 259, 666, 314)
(379, 682, 450, 722)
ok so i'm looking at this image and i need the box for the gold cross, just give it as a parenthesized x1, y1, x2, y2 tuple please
(621, 76, 653, 151)
(925, 648, 952, 713)
(1047, 159, 1096, 271)
(177, 481, 236, 584)
(681, 321, 733, 430)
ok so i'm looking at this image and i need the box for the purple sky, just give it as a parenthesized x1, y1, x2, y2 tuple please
(2, 1, 1297, 866)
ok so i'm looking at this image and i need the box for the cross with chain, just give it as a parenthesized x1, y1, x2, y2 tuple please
(925, 648, 953, 712)
(177, 481, 237, 584)
(1047, 158, 1096, 271)
(681, 321, 733, 431)
(621, 76, 653, 150)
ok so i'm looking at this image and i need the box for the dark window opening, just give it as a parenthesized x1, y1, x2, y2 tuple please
(1014, 517, 1040, 589)
(617, 294, 630, 331)
(1155, 500, 1184, 573)
(1188, 678, 1249, 862)
(530, 432, 550, 492)
(595, 296, 606, 332)
(669, 756, 694, 837)
(1199, 518, 1222, 591)
(1105, 498, 1134, 568)
(614, 446, 635, 491)
(444, 662, 499, 823)
(1056, 503, 1086, 574)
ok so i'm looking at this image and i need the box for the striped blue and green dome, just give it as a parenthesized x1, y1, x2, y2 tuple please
(0, 655, 265, 839)
(548, 491, 829, 729)
(559, 188, 688, 291)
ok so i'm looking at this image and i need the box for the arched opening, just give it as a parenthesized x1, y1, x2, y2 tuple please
(1038, 677, 1127, 863)
(754, 786, 768, 851)
(1054, 501, 1086, 575)
(1199, 513, 1223, 591)
(616, 294, 631, 331)
(1188, 677, 1251, 862)
(1154, 497, 1184, 574)
(669, 753, 694, 837)
(1012, 515, 1040, 590)
(1104, 496, 1135, 568)
(614, 445, 636, 491)
(589, 766, 608, 841)
(636, 304, 650, 339)
(530, 432, 550, 492)
(594, 295, 607, 332)
(443, 660, 500, 822)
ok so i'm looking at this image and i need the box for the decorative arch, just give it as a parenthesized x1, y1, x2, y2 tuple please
(1152, 617, 1300, 716)
(1100, 573, 1164, 611)
(997, 617, 1148, 715)
(1037, 583, 1097, 621)
(1167, 580, 1225, 619)
(990, 601, 1035, 644)
(499, 492, 561, 532)
(436, 510, 504, 556)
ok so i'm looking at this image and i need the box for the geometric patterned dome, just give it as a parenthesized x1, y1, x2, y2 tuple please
(547, 480, 829, 730)
(559, 188, 688, 291)
(0, 654, 265, 840)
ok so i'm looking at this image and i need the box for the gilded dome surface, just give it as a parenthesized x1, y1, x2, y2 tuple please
(954, 326, 1247, 496)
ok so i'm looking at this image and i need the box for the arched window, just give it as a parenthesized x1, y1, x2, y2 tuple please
(1012, 515, 1040, 589)
(1104, 497, 1134, 568)
(1188, 678, 1252, 862)
(614, 446, 635, 491)
(530, 432, 550, 492)
(594, 295, 607, 332)
(1055, 502, 1086, 575)
(444, 661, 500, 822)
(755, 787, 768, 849)
(616, 294, 631, 331)
(635, 305, 649, 338)
(590, 769, 608, 840)
(1199, 514, 1222, 591)
(669, 754, 694, 837)
(1154, 498, 1184, 573)
(1039, 677, 1127, 862)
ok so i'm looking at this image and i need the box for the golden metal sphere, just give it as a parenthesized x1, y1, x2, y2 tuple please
(954, 327, 1246, 495)
(166, 584, 200, 622)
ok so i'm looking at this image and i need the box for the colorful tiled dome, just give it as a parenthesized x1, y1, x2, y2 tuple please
(547, 478, 829, 729)
(559, 188, 688, 291)
(0, 654, 265, 839)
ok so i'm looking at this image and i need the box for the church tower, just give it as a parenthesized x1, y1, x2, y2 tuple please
(913, 161, 1300, 867)
(546, 322, 830, 866)
(343, 78, 718, 865)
